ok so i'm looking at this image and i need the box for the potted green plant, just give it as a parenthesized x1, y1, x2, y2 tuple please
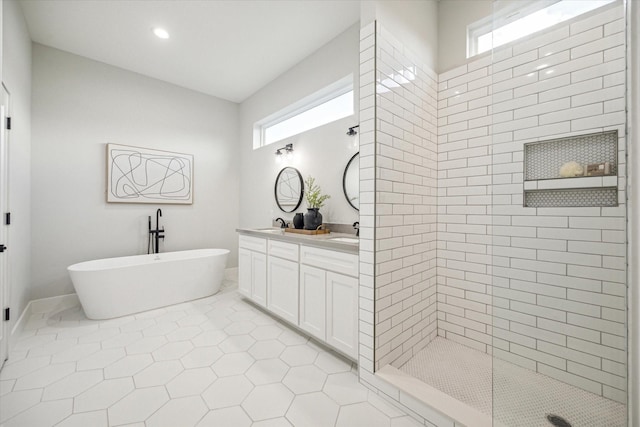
(303, 176, 330, 230)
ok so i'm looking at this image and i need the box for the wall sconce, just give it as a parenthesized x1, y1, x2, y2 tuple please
(347, 125, 359, 149)
(275, 143, 294, 162)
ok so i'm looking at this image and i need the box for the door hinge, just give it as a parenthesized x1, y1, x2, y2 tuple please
(5, 212, 10, 225)
(6, 117, 10, 130)
(4, 308, 9, 321)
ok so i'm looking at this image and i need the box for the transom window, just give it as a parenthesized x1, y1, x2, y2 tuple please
(467, 0, 617, 58)
(254, 76, 354, 149)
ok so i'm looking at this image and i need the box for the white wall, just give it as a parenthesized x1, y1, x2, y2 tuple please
(239, 24, 360, 229)
(31, 44, 239, 299)
(438, 0, 492, 73)
(3, 0, 31, 328)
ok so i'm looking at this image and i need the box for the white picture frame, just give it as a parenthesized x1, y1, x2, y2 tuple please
(106, 143, 194, 204)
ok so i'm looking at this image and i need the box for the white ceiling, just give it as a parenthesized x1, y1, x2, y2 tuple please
(20, 0, 361, 103)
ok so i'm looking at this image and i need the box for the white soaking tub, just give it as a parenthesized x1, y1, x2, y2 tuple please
(68, 249, 229, 319)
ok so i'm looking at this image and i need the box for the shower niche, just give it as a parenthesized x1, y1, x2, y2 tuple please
(523, 131, 619, 207)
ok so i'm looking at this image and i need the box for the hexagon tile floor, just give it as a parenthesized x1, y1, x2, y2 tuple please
(0, 279, 422, 427)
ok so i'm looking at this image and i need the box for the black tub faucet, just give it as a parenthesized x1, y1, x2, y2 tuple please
(353, 221, 360, 237)
(275, 218, 286, 228)
(149, 208, 165, 254)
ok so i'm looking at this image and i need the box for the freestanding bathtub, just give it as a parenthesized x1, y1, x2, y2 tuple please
(68, 249, 229, 320)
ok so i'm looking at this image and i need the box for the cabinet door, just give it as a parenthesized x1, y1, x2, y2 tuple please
(326, 272, 358, 359)
(299, 265, 326, 341)
(267, 256, 299, 325)
(238, 248, 252, 298)
(251, 252, 267, 307)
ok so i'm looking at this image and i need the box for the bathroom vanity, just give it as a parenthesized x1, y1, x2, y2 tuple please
(236, 229, 358, 360)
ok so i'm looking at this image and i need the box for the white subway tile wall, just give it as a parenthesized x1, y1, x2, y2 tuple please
(437, 3, 626, 403)
(358, 21, 377, 376)
(359, 24, 459, 427)
(373, 24, 439, 372)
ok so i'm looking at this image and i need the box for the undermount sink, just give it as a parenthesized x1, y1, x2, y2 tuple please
(256, 228, 284, 234)
(328, 237, 359, 244)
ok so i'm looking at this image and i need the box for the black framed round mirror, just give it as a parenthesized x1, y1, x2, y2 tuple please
(274, 167, 303, 212)
(343, 152, 359, 211)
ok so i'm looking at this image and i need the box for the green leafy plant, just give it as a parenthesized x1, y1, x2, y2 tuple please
(304, 176, 330, 209)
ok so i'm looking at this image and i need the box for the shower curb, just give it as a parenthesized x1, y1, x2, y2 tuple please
(375, 364, 500, 427)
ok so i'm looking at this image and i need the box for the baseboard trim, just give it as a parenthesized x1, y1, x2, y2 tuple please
(10, 293, 79, 348)
(2, 271, 237, 368)
(9, 267, 238, 347)
(224, 266, 238, 282)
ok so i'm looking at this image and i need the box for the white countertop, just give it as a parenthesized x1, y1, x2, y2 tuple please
(236, 228, 359, 254)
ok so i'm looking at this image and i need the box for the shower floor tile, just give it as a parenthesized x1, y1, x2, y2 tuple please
(0, 278, 422, 427)
(399, 337, 626, 427)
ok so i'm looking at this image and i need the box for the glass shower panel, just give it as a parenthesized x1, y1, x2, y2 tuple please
(490, 1, 628, 426)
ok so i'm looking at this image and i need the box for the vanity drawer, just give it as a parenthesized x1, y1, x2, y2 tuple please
(239, 235, 267, 253)
(300, 245, 358, 277)
(268, 240, 299, 262)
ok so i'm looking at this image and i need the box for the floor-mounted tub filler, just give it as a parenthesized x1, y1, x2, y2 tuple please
(68, 249, 229, 319)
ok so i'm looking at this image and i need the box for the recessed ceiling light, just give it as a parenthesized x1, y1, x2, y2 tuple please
(153, 28, 170, 40)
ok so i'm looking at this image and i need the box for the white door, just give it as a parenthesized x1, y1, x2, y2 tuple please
(299, 264, 326, 341)
(238, 248, 252, 298)
(326, 272, 358, 359)
(251, 252, 267, 307)
(0, 84, 10, 368)
(267, 256, 299, 325)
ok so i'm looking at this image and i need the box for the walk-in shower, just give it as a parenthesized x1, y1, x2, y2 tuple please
(361, 1, 630, 426)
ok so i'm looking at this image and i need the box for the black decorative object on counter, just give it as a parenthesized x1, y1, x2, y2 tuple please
(303, 175, 329, 230)
(303, 208, 323, 230)
(293, 213, 304, 229)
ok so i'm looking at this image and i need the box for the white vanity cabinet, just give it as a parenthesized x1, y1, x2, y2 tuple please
(238, 232, 358, 360)
(267, 240, 299, 325)
(238, 235, 267, 307)
(299, 245, 359, 359)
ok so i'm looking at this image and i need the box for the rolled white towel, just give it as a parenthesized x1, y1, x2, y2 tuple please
(559, 161, 584, 177)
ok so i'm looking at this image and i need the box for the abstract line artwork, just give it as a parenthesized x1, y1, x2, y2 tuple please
(107, 143, 194, 204)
